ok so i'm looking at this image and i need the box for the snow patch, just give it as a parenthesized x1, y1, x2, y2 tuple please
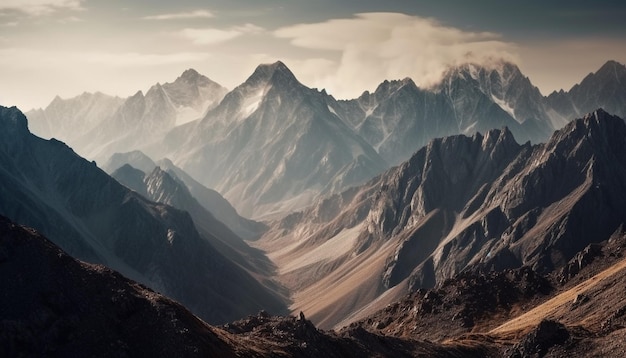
(491, 95, 519, 122)
(240, 86, 270, 118)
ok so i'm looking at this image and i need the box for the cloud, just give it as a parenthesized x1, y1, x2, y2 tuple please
(0, 48, 212, 68)
(179, 28, 242, 45)
(274, 12, 518, 99)
(142, 10, 214, 21)
(0, 0, 83, 16)
(0, 48, 215, 110)
(179, 23, 265, 45)
(57, 15, 83, 24)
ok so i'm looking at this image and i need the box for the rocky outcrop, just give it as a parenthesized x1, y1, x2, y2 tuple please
(508, 320, 571, 358)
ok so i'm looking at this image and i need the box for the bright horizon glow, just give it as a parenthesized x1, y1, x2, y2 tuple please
(0, 1, 625, 111)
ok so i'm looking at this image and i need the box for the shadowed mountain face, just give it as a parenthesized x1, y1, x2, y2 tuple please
(111, 165, 278, 280)
(104, 150, 266, 240)
(4, 182, 624, 357)
(0, 105, 286, 324)
(1, 214, 498, 358)
(257, 109, 626, 329)
(0, 215, 241, 358)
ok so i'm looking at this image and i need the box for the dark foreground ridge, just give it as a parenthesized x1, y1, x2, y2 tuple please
(5, 212, 626, 356)
(0, 214, 494, 357)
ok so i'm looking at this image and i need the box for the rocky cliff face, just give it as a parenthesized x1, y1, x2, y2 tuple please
(258, 109, 626, 329)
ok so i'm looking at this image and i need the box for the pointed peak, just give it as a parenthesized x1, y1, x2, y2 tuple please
(180, 68, 201, 80)
(131, 90, 144, 98)
(246, 60, 298, 87)
(114, 163, 145, 177)
(262, 60, 290, 72)
(551, 109, 626, 148)
(49, 95, 64, 105)
(599, 60, 625, 70)
(595, 60, 626, 76)
(582, 108, 619, 123)
(482, 126, 518, 149)
(373, 77, 418, 96)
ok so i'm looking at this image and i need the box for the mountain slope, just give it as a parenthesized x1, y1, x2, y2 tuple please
(256, 109, 626, 329)
(0, 215, 243, 358)
(330, 61, 555, 166)
(25, 70, 227, 162)
(0, 105, 285, 324)
(111, 164, 277, 278)
(329, 78, 456, 165)
(2, 214, 498, 357)
(547, 60, 626, 120)
(161, 61, 387, 219)
(104, 150, 266, 240)
(102, 149, 157, 174)
(435, 61, 555, 143)
(25, 92, 124, 142)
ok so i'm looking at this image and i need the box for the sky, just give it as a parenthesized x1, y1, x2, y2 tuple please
(1, 0, 625, 111)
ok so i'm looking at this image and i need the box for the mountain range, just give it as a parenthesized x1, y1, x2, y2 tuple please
(26, 60, 626, 219)
(256, 109, 626, 329)
(0, 105, 285, 324)
(3, 57, 626, 357)
(3, 114, 626, 355)
(27, 69, 227, 162)
(103, 150, 266, 241)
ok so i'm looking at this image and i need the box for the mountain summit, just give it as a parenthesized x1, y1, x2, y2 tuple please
(25, 69, 227, 161)
(161, 61, 387, 219)
(246, 61, 299, 87)
(547, 60, 626, 120)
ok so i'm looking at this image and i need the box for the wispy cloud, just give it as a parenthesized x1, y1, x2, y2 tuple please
(0, 48, 212, 68)
(143, 10, 214, 21)
(179, 23, 265, 45)
(274, 12, 518, 98)
(0, 0, 84, 16)
(57, 15, 83, 24)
